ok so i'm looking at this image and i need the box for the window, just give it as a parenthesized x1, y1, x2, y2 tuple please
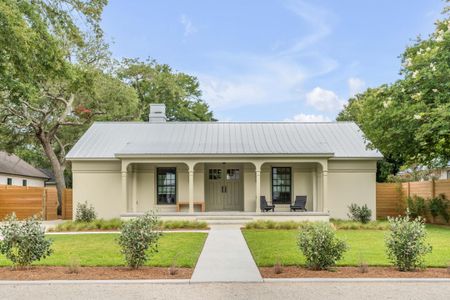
(226, 169, 240, 180)
(7, 178, 12, 185)
(447, 170, 450, 180)
(272, 167, 291, 204)
(22, 179, 27, 187)
(208, 169, 222, 180)
(157, 168, 176, 205)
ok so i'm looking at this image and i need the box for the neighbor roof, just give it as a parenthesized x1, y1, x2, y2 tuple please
(0, 152, 50, 179)
(66, 122, 382, 159)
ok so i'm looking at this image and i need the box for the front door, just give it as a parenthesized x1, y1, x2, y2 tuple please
(205, 165, 243, 211)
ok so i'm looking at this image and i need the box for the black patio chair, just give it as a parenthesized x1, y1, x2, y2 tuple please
(260, 196, 275, 212)
(290, 195, 307, 212)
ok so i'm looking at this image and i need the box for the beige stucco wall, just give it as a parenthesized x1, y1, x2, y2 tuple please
(0, 173, 46, 187)
(72, 158, 377, 220)
(326, 160, 377, 220)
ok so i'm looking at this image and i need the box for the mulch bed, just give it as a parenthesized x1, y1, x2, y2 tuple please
(260, 266, 450, 278)
(0, 266, 192, 280)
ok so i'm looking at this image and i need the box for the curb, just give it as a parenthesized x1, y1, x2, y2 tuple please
(263, 278, 450, 283)
(0, 279, 190, 285)
(45, 230, 210, 235)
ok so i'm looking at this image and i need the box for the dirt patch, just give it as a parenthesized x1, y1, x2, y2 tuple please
(260, 266, 450, 278)
(0, 266, 192, 280)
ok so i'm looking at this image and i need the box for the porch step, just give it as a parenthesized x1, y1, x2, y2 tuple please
(195, 216, 253, 225)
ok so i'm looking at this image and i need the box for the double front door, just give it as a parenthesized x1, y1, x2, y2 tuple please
(205, 164, 243, 211)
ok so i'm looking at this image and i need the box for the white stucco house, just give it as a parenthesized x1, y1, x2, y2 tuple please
(0, 151, 49, 187)
(67, 104, 382, 221)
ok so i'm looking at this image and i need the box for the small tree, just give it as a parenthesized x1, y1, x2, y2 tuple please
(406, 196, 427, 219)
(385, 214, 432, 271)
(0, 214, 53, 267)
(75, 201, 97, 222)
(428, 194, 449, 223)
(347, 203, 372, 224)
(118, 212, 162, 269)
(298, 222, 347, 270)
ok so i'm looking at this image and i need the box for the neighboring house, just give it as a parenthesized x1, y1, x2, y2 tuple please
(437, 163, 450, 180)
(67, 104, 383, 220)
(38, 168, 57, 186)
(0, 152, 49, 187)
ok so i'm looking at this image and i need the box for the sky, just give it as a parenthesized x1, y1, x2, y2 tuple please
(101, 0, 444, 122)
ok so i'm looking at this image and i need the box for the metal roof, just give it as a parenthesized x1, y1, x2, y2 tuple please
(66, 122, 382, 159)
(0, 152, 50, 179)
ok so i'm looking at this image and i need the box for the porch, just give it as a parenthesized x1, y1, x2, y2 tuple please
(118, 157, 331, 219)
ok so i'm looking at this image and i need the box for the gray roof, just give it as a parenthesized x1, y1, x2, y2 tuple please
(0, 152, 50, 179)
(66, 122, 382, 159)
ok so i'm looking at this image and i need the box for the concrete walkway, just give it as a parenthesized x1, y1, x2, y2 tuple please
(191, 225, 262, 282)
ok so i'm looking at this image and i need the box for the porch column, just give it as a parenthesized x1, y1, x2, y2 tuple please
(121, 169, 128, 213)
(132, 167, 137, 213)
(312, 170, 317, 212)
(255, 166, 261, 212)
(322, 169, 328, 213)
(188, 165, 194, 213)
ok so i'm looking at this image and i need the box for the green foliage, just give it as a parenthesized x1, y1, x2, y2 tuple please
(245, 220, 310, 230)
(0, 214, 53, 267)
(75, 202, 97, 223)
(158, 220, 208, 230)
(297, 222, 347, 270)
(118, 212, 162, 269)
(406, 196, 428, 219)
(385, 215, 432, 271)
(244, 220, 390, 230)
(347, 204, 372, 224)
(337, 5, 450, 169)
(117, 58, 215, 122)
(428, 194, 450, 223)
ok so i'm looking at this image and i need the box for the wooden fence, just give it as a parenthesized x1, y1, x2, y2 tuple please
(376, 179, 450, 224)
(0, 185, 73, 220)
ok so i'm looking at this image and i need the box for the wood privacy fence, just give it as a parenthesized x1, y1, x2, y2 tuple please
(376, 179, 450, 224)
(0, 185, 73, 220)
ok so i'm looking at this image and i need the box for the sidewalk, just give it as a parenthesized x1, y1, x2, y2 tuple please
(191, 225, 262, 282)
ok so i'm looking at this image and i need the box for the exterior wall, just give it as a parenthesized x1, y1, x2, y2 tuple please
(439, 167, 450, 180)
(0, 173, 46, 187)
(72, 161, 123, 219)
(326, 160, 377, 220)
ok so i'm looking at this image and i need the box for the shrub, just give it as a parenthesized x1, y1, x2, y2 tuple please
(0, 214, 53, 267)
(428, 194, 449, 223)
(75, 201, 97, 222)
(406, 196, 427, 219)
(297, 222, 347, 270)
(347, 204, 372, 224)
(385, 214, 432, 271)
(118, 212, 162, 269)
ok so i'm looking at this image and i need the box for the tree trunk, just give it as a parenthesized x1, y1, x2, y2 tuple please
(37, 132, 66, 214)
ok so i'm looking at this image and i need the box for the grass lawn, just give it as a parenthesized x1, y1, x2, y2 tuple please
(0, 233, 207, 268)
(243, 225, 450, 267)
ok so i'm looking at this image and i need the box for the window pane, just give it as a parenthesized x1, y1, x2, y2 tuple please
(272, 167, 291, 204)
(157, 168, 176, 205)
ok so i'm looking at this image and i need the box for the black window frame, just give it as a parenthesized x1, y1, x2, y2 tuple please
(271, 167, 292, 204)
(156, 167, 177, 205)
(22, 179, 27, 187)
(7, 178, 12, 185)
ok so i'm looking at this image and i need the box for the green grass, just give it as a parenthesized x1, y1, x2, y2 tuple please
(49, 219, 208, 232)
(244, 220, 390, 230)
(243, 225, 450, 267)
(0, 233, 207, 268)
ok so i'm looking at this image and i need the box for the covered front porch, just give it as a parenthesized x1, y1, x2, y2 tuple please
(119, 157, 330, 220)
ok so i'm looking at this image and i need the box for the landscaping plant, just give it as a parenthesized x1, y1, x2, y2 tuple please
(347, 203, 372, 224)
(0, 214, 53, 267)
(385, 214, 432, 271)
(406, 196, 427, 220)
(428, 194, 449, 223)
(297, 222, 347, 270)
(75, 201, 97, 223)
(118, 212, 162, 269)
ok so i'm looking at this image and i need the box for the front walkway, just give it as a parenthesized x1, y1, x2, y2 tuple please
(191, 225, 262, 282)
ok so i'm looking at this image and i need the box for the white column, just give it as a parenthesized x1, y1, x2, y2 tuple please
(312, 169, 317, 212)
(188, 166, 194, 213)
(132, 167, 137, 213)
(255, 167, 261, 213)
(322, 169, 328, 213)
(121, 169, 128, 213)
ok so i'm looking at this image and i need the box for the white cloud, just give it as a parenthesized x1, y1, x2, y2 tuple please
(180, 14, 197, 37)
(286, 113, 331, 122)
(348, 77, 366, 97)
(305, 87, 344, 112)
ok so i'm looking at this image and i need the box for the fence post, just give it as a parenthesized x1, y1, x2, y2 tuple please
(407, 182, 411, 198)
(431, 179, 435, 198)
(42, 188, 47, 221)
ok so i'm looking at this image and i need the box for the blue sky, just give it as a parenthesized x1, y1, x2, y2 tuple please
(102, 0, 444, 121)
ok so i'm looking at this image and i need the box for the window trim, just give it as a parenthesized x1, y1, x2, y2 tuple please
(156, 167, 177, 205)
(271, 167, 292, 204)
(7, 178, 12, 185)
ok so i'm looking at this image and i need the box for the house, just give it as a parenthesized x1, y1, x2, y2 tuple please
(66, 104, 383, 221)
(0, 151, 50, 187)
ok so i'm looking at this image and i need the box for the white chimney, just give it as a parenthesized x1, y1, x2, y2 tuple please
(149, 103, 166, 122)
